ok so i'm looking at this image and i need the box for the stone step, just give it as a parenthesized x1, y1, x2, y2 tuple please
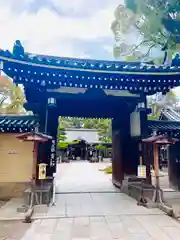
(162, 188, 180, 199)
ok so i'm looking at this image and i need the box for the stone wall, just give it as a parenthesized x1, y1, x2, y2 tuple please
(0, 182, 30, 200)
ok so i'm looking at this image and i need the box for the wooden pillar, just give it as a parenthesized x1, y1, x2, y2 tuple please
(121, 111, 139, 176)
(121, 135, 139, 176)
(142, 143, 152, 184)
(153, 144, 160, 189)
(112, 113, 139, 187)
(112, 118, 123, 187)
(169, 143, 180, 190)
(140, 94, 152, 183)
(37, 103, 59, 178)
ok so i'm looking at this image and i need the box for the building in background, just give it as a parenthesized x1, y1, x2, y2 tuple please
(57, 128, 112, 161)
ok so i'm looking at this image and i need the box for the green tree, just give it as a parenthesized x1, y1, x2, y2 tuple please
(84, 118, 112, 143)
(59, 117, 73, 128)
(97, 119, 112, 143)
(59, 117, 112, 143)
(83, 118, 100, 129)
(59, 117, 84, 128)
(57, 123, 67, 142)
(0, 76, 26, 114)
(148, 90, 178, 119)
(112, 1, 180, 63)
(71, 118, 83, 128)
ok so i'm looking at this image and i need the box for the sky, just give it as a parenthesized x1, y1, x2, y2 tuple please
(0, 0, 123, 59)
(0, 0, 180, 96)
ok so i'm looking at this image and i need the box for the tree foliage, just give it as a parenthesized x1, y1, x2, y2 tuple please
(147, 90, 178, 119)
(112, 0, 180, 62)
(57, 119, 67, 142)
(84, 118, 112, 143)
(59, 117, 83, 128)
(0, 76, 26, 114)
(59, 117, 112, 143)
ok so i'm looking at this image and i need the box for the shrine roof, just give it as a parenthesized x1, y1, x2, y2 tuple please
(0, 48, 180, 95)
(159, 108, 180, 121)
(148, 120, 180, 138)
(1, 115, 180, 137)
(0, 115, 39, 133)
(148, 120, 180, 131)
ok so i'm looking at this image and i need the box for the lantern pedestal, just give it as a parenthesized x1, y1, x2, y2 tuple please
(136, 165, 147, 206)
(137, 178, 147, 206)
(143, 135, 178, 205)
(16, 131, 53, 222)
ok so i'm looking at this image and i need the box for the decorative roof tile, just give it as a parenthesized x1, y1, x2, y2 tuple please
(160, 108, 180, 121)
(0, 47, 180, 95)
(148, 120, 180, 136)
(1, 48, 180, 73)
(0, 115, 39, 133)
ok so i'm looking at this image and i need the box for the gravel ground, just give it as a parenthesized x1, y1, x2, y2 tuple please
(0, 220, 31, 240)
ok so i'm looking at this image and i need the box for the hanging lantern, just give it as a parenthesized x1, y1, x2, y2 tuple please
(0, 61, 3, 71)
(138, 102, 145, 109)
(48, 97, 56, 107)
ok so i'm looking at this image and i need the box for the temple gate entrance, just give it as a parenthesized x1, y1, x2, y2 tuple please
(35, 88, 142, 188)
(1, 44, 179, 190)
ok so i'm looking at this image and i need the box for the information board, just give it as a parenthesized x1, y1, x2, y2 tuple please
(137, 165, 146, 178)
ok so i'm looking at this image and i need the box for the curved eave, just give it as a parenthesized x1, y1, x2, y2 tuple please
(0, 115, 39, 133)
(1, 50, 180, 73)
(148, 120, 180, 138)
(1, 50, 180, 95)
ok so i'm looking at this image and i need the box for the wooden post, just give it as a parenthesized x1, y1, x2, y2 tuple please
(32, 141, 38, 185)
(154, 144, 160, 189)
(153, 143, 161, 202)
(139, 142, 143, 165)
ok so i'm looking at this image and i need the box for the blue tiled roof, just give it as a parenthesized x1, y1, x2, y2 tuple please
(1, 115, 180, 136)
(0, 49, 180, 73)
(0, 47, 180, 95)
(148, 120, 180, 131)
(148, 119, 180, 138)
(0, 115, 39, 133)
(160, 108, 180, 121)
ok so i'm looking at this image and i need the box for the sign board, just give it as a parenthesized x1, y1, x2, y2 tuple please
(130, 111, 141, 137)
(38, 163, 47, 180)
(137, 165, 146, 178)
(46, 138, 57, 176)
(50, 139, 56, 168)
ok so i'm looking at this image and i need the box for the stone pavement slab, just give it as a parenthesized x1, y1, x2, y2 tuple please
(56, 161, 118, 193)
(44, 192, 163, 218)
(20, 214, 180, 240)
(20, 162, 180, 240)
(0, 220, 31, 240)
(0, 198, 26, 220)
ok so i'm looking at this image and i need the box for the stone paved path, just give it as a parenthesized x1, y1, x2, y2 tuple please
(56, 161, 117, 193)
(0, 220, 31, 240)
(21, 162, 180, 240)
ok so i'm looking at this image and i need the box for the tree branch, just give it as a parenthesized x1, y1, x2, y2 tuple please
(142, 43, 156, 57)
(0, 95, 8, 105)
(117, 39, 151, 57)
